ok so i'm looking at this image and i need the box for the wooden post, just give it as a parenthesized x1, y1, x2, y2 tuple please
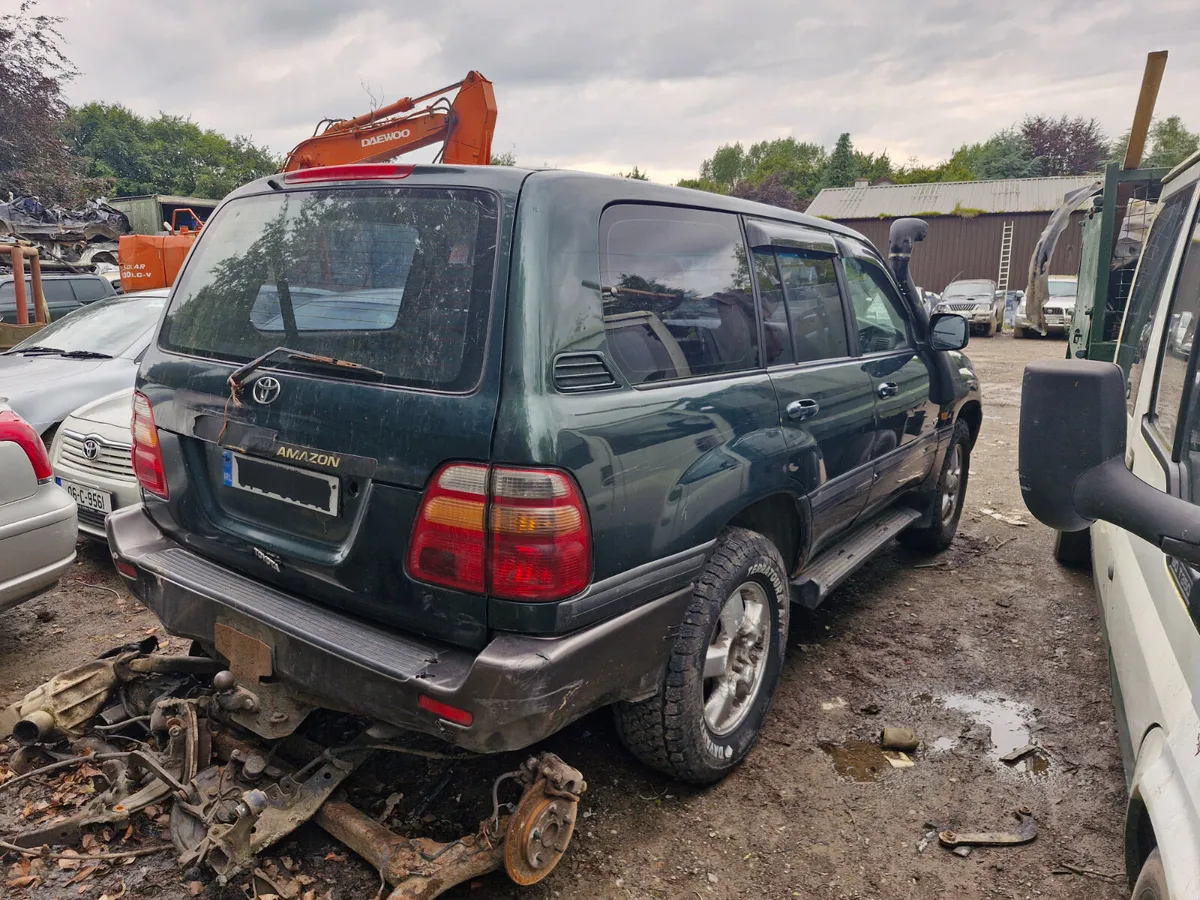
(10, 246, 28, 326)
(27, 251, 48, 325)
(1123, 51, 1168, 170)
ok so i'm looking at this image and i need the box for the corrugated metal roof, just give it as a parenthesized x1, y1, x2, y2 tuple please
(807, 176, 1100, 220)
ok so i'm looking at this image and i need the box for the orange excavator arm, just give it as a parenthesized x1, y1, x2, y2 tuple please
(282, 71, 497, 171)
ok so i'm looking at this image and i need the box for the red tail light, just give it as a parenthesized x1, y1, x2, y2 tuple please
(0, 410, 52, 480)
(418, 695, 474, 727)
(283, 164, 414, 183)
(408, 464, 592, 602)
(131, 391, 169, 499)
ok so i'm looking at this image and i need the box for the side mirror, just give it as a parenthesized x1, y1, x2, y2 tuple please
(1019, 359, 1200, 564)
(928, 313, 969, 351)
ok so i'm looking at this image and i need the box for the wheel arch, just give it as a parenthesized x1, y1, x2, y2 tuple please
(726, 492, 806, 578)
(957, 400, 982, 449)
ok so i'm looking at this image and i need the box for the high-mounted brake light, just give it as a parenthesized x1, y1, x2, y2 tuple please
(131, 391, 169, 499)
(407, 464, 592, 602)
(282, 164, 415, 184)
(0, 410, 52, 481)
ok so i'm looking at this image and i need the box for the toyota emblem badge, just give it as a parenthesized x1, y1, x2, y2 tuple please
(82, 438, 100, 460)
(252, 376, 282, 405)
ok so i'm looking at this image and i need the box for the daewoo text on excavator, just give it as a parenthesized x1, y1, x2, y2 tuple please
(118, 71, 497, 289)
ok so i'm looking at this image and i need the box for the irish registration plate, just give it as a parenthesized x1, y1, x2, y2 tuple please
(56, 477, 113, 513)
(222, 450, 339, 516)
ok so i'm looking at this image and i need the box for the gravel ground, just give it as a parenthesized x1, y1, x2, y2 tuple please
(0, 332, 1129, 900)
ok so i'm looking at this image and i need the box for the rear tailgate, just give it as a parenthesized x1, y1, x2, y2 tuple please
(137, 177, 510, 647)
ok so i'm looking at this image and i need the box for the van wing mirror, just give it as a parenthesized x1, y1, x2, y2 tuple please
(1019, 359, 1200, 565)
(928, 313, 968, 351)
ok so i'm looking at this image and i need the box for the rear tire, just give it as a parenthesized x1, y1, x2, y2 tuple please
(983, 319, 996, 338)
(1132, 849, 1169, 899)
(1012, 326, 1026, 339)
(614, 528, 789, 784)
(900, 420, 970, 553)
(1053, 528, 1092, 569)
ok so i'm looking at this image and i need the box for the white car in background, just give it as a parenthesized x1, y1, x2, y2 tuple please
(50, 388, 138, 541)
(0, 401, 77, 611)
(1013, 275, 1078, 337)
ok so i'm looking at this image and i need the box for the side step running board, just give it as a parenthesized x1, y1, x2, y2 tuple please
(790, 507, 921, 610)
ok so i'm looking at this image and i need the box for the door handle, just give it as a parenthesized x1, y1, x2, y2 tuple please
(877, 382, 899, 399)
(786, 399, 820, 421)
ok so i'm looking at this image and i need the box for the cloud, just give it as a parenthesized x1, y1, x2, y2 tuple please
(42, 0, 1200, 183)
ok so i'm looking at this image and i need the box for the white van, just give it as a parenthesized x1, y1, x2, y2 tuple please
(1019, 151, 1200, 899)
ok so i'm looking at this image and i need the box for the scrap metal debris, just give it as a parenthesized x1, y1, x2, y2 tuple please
(0, 644, 589, 899)
(938, 811, 1037, 849)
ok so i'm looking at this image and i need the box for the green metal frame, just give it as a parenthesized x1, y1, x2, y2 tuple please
(1069, 162, 1170, 362)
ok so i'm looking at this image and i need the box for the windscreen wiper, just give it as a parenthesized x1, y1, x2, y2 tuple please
(58, 350, 114, 360)
(5, 345, 62, 356)
(229, 346, 385, 393)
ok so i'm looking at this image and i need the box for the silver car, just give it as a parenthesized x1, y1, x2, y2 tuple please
(0, 401, 77, 611)
(50, 389, 138, 541)
(0, 289, 168, 440)
(936, 278, 1001, 337)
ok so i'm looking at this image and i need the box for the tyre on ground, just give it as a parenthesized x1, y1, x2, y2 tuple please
(900, 419, 971, 553)
(614, 527, 789, 784)
(1132, 848, 1169, 899)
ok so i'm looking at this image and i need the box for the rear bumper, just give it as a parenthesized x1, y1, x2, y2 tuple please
(106, 506, 692, 753)
(0, 481, 77, 612)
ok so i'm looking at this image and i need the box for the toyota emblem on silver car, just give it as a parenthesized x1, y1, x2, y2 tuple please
(252, 376, 282, 405)
(82, 438, 100, 460)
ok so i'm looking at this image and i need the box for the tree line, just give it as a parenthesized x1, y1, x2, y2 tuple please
(3, 3, 1197, 209)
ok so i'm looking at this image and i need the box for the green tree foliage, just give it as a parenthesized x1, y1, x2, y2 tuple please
(489, 149, 518, 166)
(821, 133, 857, 189)
(617, 166, 649, 180)
(1142, 116, 1199, 169)
(0, 1, 98, 202)
(66, 103, 280, 199)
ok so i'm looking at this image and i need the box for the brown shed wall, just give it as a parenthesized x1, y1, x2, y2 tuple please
(835, 212, 1084, 293)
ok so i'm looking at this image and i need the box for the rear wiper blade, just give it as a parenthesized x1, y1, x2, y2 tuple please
(58, 350, 114, 360)
(229, 346, 385, 391)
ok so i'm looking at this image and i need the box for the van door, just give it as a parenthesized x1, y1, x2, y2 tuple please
(744, 223, 875, 549)
(838, 251, 938, 513)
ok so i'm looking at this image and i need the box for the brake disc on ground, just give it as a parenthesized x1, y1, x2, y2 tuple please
(503, 778, 580, 885)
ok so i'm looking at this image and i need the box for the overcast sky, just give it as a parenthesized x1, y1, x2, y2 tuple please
(37, 0, 1200, 183)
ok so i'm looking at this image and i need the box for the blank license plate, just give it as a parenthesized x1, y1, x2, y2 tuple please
(57, 478, 113, 513)
(222, 450, 339, 516)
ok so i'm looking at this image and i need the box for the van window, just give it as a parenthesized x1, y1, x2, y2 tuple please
(841, 256, 910, 353)
(159, 187, 498, 392)
(600, 205, 758, 384)
(1117, 183, 1195, 412)
(1155, 204, 1200, 451)
(755, 248, 848, 365)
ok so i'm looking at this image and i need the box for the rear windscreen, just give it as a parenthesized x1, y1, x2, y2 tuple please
(160, 187, 499, 391)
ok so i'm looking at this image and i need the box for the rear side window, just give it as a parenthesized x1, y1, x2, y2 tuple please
(1117, 183, 1195, 411)
(600, 205, 758, 384)
(160, 187, 499, 392)
(71, 278, 112, 302)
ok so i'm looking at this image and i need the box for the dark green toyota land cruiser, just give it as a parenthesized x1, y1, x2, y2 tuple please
(107, 163, 980, 784)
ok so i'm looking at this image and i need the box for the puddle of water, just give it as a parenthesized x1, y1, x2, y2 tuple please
(819, 740, 889, 782)
(930, 737, 957, 753)
(940, 693, 1050, 776)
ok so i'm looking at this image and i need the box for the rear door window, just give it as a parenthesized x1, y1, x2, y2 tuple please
(600, 205, 758, 384)
(160, 187, 499, 392)
(754, 248, 848, 364)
